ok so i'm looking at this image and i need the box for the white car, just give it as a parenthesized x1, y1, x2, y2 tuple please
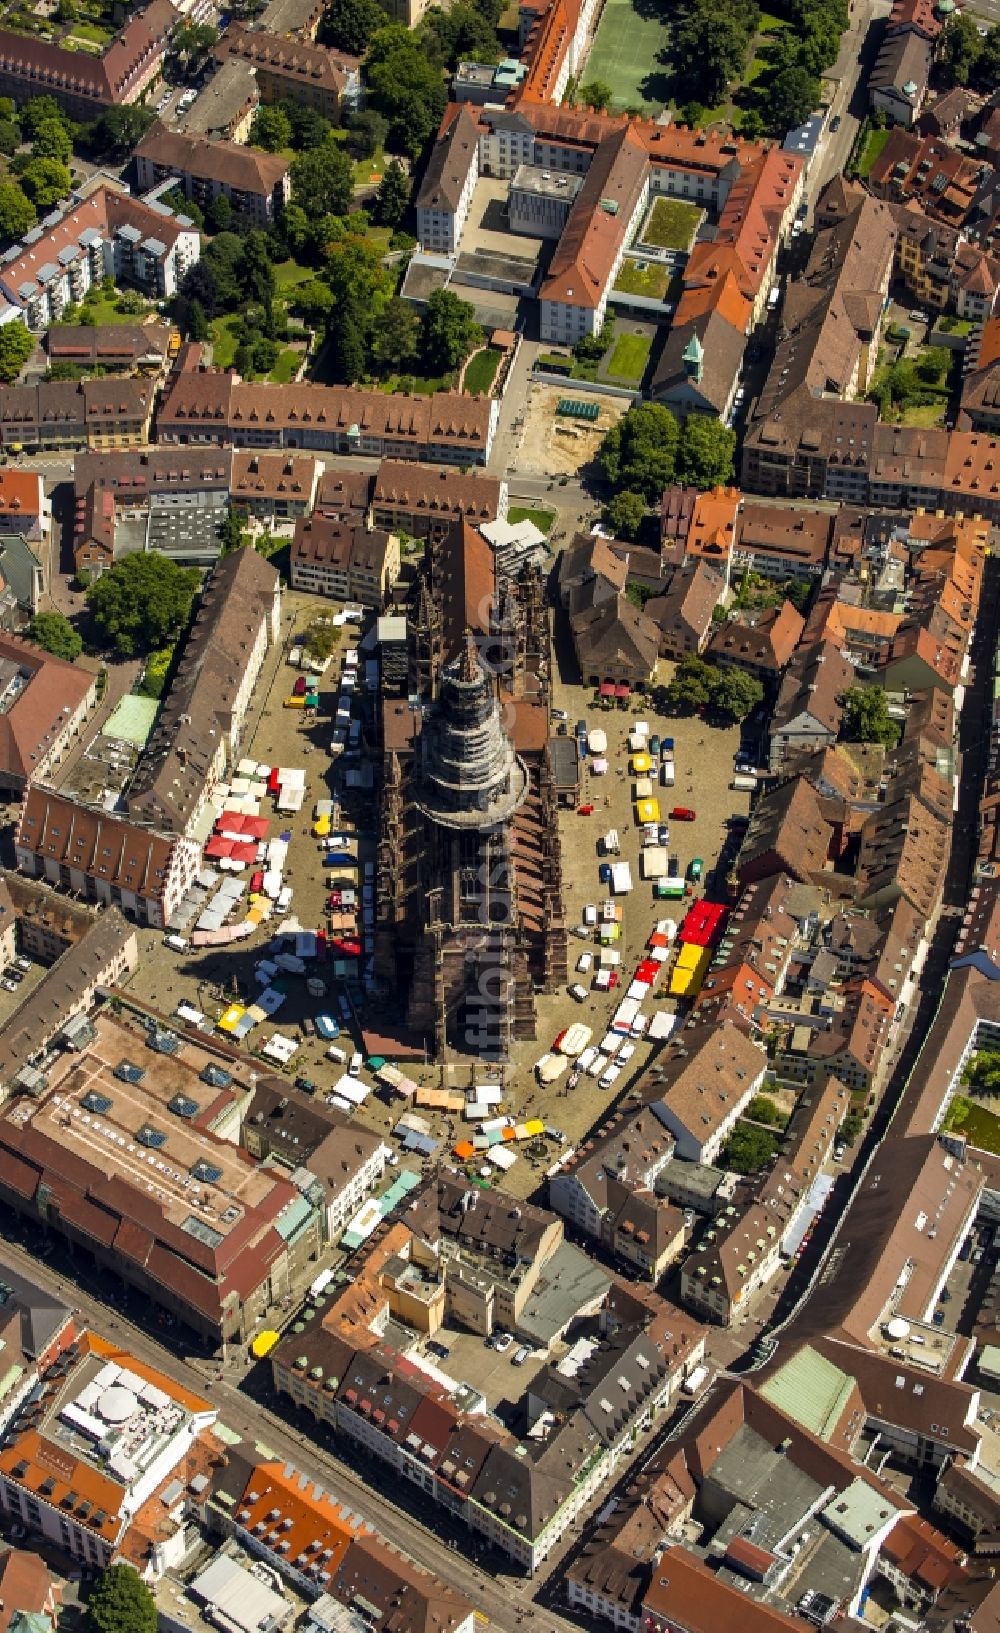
(589, 1051, 610, 1078)
(599, 1062, 622, 1090)
(568, 983, 588, 1003)
(577, 1046, 598, 1074)
(570, 924, 591, 940)
(583, 903, 598, 926)
(616, 1040, 636, 1064)
(631, 1014, 650, 1038)
(576, 951, 593, 974)
(349, 1052, 363, 1076)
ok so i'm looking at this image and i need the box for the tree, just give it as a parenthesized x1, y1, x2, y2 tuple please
(665, 655, 716, 712)
(138, 645, 174, 699)
(578, 79, 613, 111)
(0, 321, 34, 384)
(239, 231, 276, 317)
(289, 141, 354, 219)
(288, 102, 333, 150)
(371, 296, 420, 372)
(220, 504, 246, 554)
(767, 63, 821, 132)
(721, 1122, 780, 1174)
(605, 490, 646, 541)
(375, 158, 409, 227)
(251, 103, 293, 153)
(205, 192, 233, 234)
(329, 307, 367, 383)
(322, 0, 388, 53)
(672, 0, 758, 107)
(88, 103, 156, 159)
(27, 610, 82, 661)
(86, 553, 200, 658)
(86, 1564, 157, 1633)
(324, 238, 394, 319)
(419, 2, 501, 68)
(0, 182, 36, 243)
(421, 287, 482, 372)
(203, 232, 246, 306)
(294, 277, 336, 326)
(18, 96, 71, 141)
(365, 25, 449, 156)
(747, 1094, 787, 1128)
(600, 402, 679, 500)
(710, 666, 764, 722)
(32, 116, 73, 162)
(938, 11, 982, 86)
(740, 108, 765, 140)
(303, 619, 340, 659)
(675, 415, 737, 489)
(842, 684, 900, 748)
(344, 108, 388, 160)
(18, 157, 72, 208)
(167, 22, 219, 81)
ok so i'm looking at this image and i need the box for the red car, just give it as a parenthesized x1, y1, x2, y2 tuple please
(608, 971, 619, 989)
(293, 674, 308, 696)
(578, 804, 594, 816)
(670, 806, 696, 821)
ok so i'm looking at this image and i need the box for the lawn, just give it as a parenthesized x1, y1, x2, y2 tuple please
(68, 19, 112, 42)
(273, 259, 314, 293)
(639, 197, 703, 252)
(943, 1096, 1000, 1156)
(67, 289, 153, 326)
(270, 348, 302, 383)
(378, 370, 457, 395)
(210, 314, 240, 369)
(463, 346, 502, 395)
(581, 0, 672, 112)
(856, 126, 891, 178)
(613, 259, 671, 300)
(898, 402, 948, 427)
(508, 506, 555, 533)
(606, 332, 651, 383)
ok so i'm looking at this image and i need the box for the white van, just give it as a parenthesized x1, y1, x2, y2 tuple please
(326, 1044, 347, 1063)
(164, 934, 189, 953)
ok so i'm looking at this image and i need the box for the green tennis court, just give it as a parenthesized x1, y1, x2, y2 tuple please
(582, 0, 672, 112)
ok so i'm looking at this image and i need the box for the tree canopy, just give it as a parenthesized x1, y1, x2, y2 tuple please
(711, 666, 764, 722)
(289, 140, 355, 219)
(86, 1564, 157, 1633)
(672, 0, 759, 108)
(663, 655, 763, 720)
(365, 26, 448, 156)
(674, 415, 737, 489)
(0, 181, 36, 244)
(0, 321, 34, 385)
(841, 684, 900, 748)
(27, 610, 82, 662)
(421, 288, 482, 372)
(250, 103, 293, 152)
(600, 403, 680, 500)
(86, 554, 200, 659)
(605, 490, 646, 541)
(321, 0, 389, 54)
(721, 1122, 781, 1174)
(375, 158, 410, 227)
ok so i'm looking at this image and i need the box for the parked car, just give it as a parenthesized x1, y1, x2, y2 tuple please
(427, 1340, 450, 1360)
(599, 1062, 622, 1090)
(512, 1346, 531, 1367)
(294, 675, 308, 696)
(301, 1016, 317, 1037)
(598, 862, 613, 884)
(670, 807, 696, 821)
(492, 1331, 514, 1352)
(14, 957, 31, 973)
(617, 1041, 636, 1064)
(830, 114, 841, 131)
(568, 983, 588, 1002)
(658, 824, 670, 845)
(689, 858, 703, 882)
(576, 951, 593, 973)
(649, 735, 660, 756)
(316, 1013, 340, 1040)
(551, 708, 568, 721)
(294, 1075, 317, 1093)
(668, 855, 680, 877)
(0, 978, 17, 993)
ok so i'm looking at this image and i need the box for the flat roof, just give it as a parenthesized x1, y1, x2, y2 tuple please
(11, 1013, 273, 1240)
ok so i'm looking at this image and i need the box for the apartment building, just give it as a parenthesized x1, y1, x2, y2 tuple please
(290, 514, 400, 607)
(548, 1107, 682, 1279)
(416, 103, 482, 254)
(126, 548, 281, 836)
(0, 189, 200, 330)
(0, 379, 153, 454)
(0, 632, 96, 796)
(0, 0, 177, 119)
(158, 369, 498, 464)
(0, 907, 138, 1097)
(371, 461, 506, 539)
(650, 1021, 767, 1164)
(135, 125, 291, 227)
(14, 791, 200, 927)
(230, 452, 321, 524)
(241, 1080, 385, 1240)
(216, 26, 361, 121)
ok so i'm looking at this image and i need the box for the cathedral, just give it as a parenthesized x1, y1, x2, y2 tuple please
(374, 520, 568, 1061)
